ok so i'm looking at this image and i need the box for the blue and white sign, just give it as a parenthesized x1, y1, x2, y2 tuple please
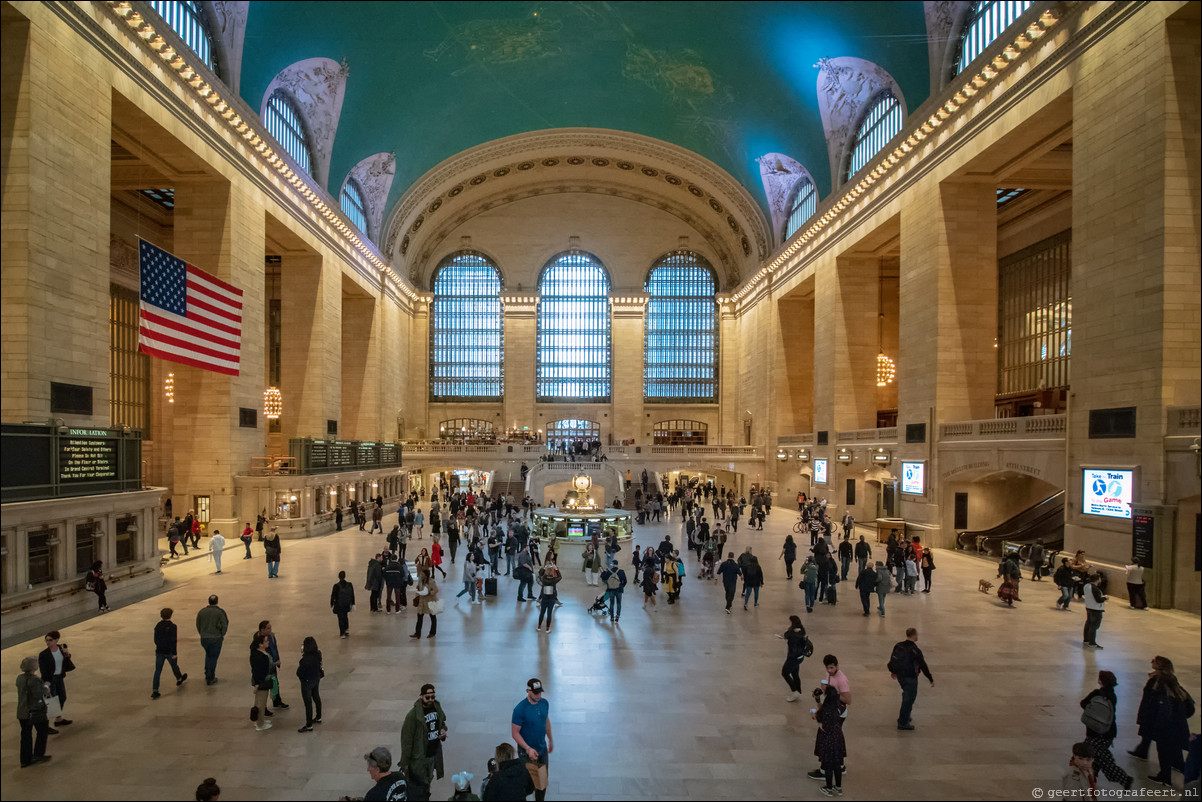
(813, 459, 828, 484)
(901, 461, 925, 495)
(1083, 468, 1133, 519)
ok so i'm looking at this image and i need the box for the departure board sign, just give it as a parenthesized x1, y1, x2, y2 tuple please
(1, 423, 141, 502)
(289, 438, 403, 475)
(59, 432, 119, 482)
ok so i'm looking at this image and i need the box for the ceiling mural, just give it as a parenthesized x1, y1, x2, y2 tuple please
(239, 2, 930, 227)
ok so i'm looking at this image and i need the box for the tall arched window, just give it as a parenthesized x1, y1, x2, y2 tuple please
(537, 252, 610, 401)
(148, 1, 215, 73)
(430, 252, 503, 400)
(846, 93, 904, 181)
(265, 90, 313, 175)
(340, 179, 368, 234)
(783, 177, 817, 240)
(644, 251, 717, 402)
(955, 1, 1033, 77)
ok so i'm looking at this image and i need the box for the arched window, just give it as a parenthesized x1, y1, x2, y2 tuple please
(537, 252, 610, 401)
(148, 1, 215, 73)
(265, 90, 313, 175)
(340, 179, 368, 233)
(644, 251, 718, 402)
(546, 419, 600, 448)
(438, 419, 494, 442)
(653, 420, 708, 446)
(955, 1, 1033, 77)
(783, 177, 817, 240)
(429, 252, 504, 400)
(846, 93, 904, 181)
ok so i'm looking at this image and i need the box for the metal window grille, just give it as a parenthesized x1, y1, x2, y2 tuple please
(110, 284, 149, 431)
(439, 419, 494, 440)
(956, 1, 1033, 76)
(546, 418, 600, 448)
(75, 522, 97, 576)
(430, 252, 504, 400)
(997, 230, 1071, 395)
(148, 0, 214, 72)
(784, 178, 817, 240)
(340, 179, 368, 233)
(537, 252, 611, 401)
(115, 516, 136, 565)
(847, 93, 904, 180)
(265, 91, 312, 175)
(28, 528, 54, 586)
(652, 420, 709, 446)
(644, 252, 717, 402)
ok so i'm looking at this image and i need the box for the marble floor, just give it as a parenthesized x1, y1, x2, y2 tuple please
(1, 509, 1198, 801)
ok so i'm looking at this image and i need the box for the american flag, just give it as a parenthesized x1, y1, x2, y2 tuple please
(139, 239, 243, 376)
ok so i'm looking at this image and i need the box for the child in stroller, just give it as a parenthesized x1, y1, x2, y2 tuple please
(587, 592, 610, 616)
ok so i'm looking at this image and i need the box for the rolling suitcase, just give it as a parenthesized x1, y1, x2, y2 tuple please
(484, 576, 498, 597)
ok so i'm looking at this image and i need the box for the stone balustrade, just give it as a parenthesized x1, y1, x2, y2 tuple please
(939, 414, 1066, 441)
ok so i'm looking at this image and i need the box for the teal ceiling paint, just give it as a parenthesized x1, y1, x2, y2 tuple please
(239, 1, 929, 222)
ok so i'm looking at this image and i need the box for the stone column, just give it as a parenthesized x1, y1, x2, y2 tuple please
(610, 296, 647, 442)
(281, 252, 340, 441)
(502, 296, 537, 434)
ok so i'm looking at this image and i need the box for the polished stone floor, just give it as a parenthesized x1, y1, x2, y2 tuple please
(2, 508, 1198, 800)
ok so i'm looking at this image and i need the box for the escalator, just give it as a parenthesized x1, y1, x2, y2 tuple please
(956, 491, 1065, 557)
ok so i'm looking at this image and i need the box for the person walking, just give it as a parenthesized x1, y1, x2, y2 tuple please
(16, 655, 52, 767)
(600, 563, 627, 622)
(888, 628, 933, 730)
(382, 552, 407, 615)
(410, 571, 440, 639)
(515, 544, 535, 602)
(85, 560, 109, 612)
(779, 535, 798, 580)
(1080, 670, 1133, 790)
(1083, 573, 1107, 649)
(716, 551, 741, 614)
(208, 529, 226, 574)
(401, 683, 448, 801)
(263, 528, 282, 578)
(431, 534, 447, 580)
(240, 522, 254, 559)
(195, 595, 228, 685)
(249, 632, 273, 731)
(366, 553, 384, 613)
(811, 685, 847, 797)
(874, 561, 892, 617)
(536, 564, 561, 632)
(582, 544, 602, 587)
(456, 553, 480, 605)
(1054, 557, 1077, 610)
(1125, 563, 1147, 610)
(1029, 539, 1046, 581)
(853, 535, 871, 575)
(741, 549, 764, 610)
(511, 678, 553, 802)
(779, 615, 810, 702)
(801, 557, 819, 612)
(855, 564, 875, 617)
(837, 536, 853, 581)
(295, 636, 323, 733)
(920, 551, 936, 593)
(1131, 656, 1197, 787)
(37, 631, 74, 731)
(331, 570, 356, 638)
(151, 608, 187, 699)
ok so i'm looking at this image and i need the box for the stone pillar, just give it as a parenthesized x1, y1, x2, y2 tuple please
(611, 296, 647, 442)
(281, 252, 340, 441)
(502, 296, 537, 434)
(718, 301, 740, 443)
(170, 178, 265, 533)
(831, 255, 880, 431)
(341, 291, 375, 440)
(775, 290, 814, 435)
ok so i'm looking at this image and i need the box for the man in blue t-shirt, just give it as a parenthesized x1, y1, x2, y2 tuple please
(511, 677, 553, 802)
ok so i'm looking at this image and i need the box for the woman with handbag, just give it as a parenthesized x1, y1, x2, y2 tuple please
(85, 560, 109, 612)
(263, 528, 282, 578)
(1080, 670, 1133, 790)
(16, 655, 52, 766)
(411, 571, 440, 639)
(38, 631, 74, 731)
(812, 685, 847, 796)
(295, 636, 323, 733)
(1132, 656, 1197, 786)
(536, 564, 561, 632)
(249, 632, 273, 731)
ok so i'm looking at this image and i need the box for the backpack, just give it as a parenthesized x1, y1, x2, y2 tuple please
(337, 583, 354, 610)
(802, 636, 814, 658)
(605, 571, 621, 590)
(887, 642, 913, 676)
(1081, 695, 1114, 733)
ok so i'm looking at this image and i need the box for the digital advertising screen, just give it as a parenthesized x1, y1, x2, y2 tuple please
(901, 461, 925, 495)
(813, 459, 828, 484)
(1083, 468, 1134, 519)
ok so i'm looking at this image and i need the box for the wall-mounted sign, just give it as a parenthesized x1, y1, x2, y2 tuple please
(813, 459, 828, 484)
(901, 461, 925, 495)
(1083, 468, 1133, 519)
(1131, 513, 1154, 568)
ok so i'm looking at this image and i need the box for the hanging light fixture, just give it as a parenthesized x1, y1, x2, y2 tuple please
(164, 373, 175, 403)
(264, 387, 283, 419)
(876, 272, 895, 387)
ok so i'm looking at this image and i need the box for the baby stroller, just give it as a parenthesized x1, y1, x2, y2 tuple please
(587, 592, 610, 616)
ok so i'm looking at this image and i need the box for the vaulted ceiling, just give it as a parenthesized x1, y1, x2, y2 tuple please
(238, 1, 931, 227)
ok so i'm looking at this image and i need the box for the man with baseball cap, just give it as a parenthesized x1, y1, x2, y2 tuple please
(401, 682, 447, 801)
(511, 678, 553, 802)
(361, 746, 407, 801)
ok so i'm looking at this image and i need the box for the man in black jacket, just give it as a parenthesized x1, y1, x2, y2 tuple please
(716, 552, 741, 614)
(888, 628, 934, 730)
(331, 571, 356, 638)
(151, 608, 187, 699)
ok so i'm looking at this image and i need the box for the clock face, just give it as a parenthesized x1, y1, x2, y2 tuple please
(573, 474, 592, 493)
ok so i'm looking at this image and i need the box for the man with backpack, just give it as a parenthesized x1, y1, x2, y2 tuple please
(600, 563, 627, 622)
(888, 628, 933, 730)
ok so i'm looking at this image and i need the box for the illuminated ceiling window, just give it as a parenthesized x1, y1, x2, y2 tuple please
(340, 179, 368, 233)
(537, 252, 611, 402)
(429, 252, 504, 400)
(644, 251, 717, 402)
(546, 419, 600, 448)
(996, 187, 1029, 207)
(137, 188, 175, 211)
(147, 0, 215, 73)
(846, 92, 903, 181)
(265, 90, 312, 175)
(783, 177, 817, 240)
(956, 1, 1034, 77)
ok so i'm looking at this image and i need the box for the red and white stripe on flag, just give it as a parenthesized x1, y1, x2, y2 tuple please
(138, 239, 243, 376)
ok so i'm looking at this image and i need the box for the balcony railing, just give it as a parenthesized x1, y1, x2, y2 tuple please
(939, 414, 1066, 441)
(777, 433, 815, 446)
(836, 426, 898, 444)
(400, 442, 762, 459)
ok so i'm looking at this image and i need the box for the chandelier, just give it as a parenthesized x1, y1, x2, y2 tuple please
(264, 386, 283, 419)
